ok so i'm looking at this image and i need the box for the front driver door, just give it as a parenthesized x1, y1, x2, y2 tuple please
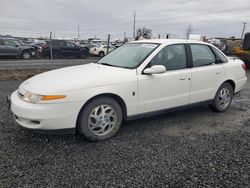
(61, 41, 79, 57)
(137, 44, 191, 114)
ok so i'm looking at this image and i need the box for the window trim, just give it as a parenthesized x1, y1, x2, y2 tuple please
(209, 46, 228, 63)
(143, 43, 189, 73)
(188, 43, 217, 68)
(4, 40, 17, 47)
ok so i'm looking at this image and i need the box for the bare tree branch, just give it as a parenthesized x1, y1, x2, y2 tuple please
(186, 24, 193, 39)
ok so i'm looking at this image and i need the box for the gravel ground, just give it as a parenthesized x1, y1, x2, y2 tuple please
(0, 71, 250, 188)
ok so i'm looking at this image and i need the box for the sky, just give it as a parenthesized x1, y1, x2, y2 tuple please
(0, 0, 249, 40)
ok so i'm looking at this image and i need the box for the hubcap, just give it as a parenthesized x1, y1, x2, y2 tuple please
(88, 104, 117, 136)
(23, 52, 30, 59)
(218, 88, 231, 108)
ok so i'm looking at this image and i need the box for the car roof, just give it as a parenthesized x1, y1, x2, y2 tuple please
(131, 39, 208, 45)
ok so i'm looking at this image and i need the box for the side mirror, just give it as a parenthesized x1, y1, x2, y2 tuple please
(143, 65, 166, 75)
(15, 44, 20, 47)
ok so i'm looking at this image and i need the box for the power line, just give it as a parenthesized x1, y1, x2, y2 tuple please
(77, 24, 80, 39)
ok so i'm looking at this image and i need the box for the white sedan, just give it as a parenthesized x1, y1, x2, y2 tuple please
(89, 44, 116, 57)
(10, 39, 247, 141)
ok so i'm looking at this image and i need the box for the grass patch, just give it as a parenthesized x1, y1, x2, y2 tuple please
(0, 69, 50, 81)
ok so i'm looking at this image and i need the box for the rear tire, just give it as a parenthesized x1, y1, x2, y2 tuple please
(77, 97, 123, 141)
(80, 51, 89, 59)
(209, 82, 234, 112)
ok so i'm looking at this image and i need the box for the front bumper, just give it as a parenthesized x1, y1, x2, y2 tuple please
(10, 90, 85, 130)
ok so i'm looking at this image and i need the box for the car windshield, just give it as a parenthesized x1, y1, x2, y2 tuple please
(97, 43, 159, 68)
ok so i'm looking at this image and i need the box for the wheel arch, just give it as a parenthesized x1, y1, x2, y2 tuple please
(76, 93, 128, 128)
(222, 79, 236, 92)
(21, 49, 30, 54)
(99, 51, 105, 55)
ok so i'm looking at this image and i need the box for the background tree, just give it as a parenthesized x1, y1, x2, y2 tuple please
(185, 24, 193, 39)
(136, 27, 152, 39)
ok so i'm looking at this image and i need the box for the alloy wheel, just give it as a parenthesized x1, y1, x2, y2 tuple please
(87, 104, 117, 136)
(218, 87, 231, 108)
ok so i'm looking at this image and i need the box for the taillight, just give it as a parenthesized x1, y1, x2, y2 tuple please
(242, 63, 247, 71)
(42, 44, 48, 49)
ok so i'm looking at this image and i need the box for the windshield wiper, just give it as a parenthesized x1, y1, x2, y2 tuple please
(99, 62, 114, 67)
(99, 62, 131, 69)
(99, 63, 125, 68)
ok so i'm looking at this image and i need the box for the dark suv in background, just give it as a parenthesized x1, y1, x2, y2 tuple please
(42, 40, 89, 59)
(0, 38, 35, 59)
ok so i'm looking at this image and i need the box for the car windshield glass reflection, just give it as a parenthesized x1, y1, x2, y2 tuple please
(98, 43, 159, 69)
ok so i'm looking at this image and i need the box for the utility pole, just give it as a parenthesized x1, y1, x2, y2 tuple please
(53, 29, 55, 38)
(107, 34, 110, 54)
(241, 22, 247, 39)
(133, 11, 136, 39)
(78, 24, 80, 39)
(49, 31, 54, 69)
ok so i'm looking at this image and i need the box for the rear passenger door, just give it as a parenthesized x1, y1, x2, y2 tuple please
(189, 44, 225, 103)
(2, 40, 20, 56)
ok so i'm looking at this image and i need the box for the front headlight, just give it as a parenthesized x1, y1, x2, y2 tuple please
(22, 91, 66, 104)
(23, 92, 42, 103)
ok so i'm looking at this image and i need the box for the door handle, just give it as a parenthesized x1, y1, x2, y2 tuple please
(179, 77, 187, 80)
(215, 71, 221, 75)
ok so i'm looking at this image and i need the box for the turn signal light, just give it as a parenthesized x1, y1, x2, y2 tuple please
(41, 95, 66, 101)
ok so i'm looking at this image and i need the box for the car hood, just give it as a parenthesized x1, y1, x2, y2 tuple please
(20, 63, 136, 94)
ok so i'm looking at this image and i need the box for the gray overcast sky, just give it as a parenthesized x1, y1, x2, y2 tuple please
(0, 0, 249, 39)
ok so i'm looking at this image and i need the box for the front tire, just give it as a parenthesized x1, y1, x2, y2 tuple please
(21, 51, 31, 59)
(77, 97, 123, 141)
(80, 51, 89, 59)
(210, 82, 234, 112)
(98, 51, 105, 57)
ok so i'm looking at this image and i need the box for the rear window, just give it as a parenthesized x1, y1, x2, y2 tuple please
(211, 47, 228, 63)
(190, 44, 216, 67)
(50, 40, 64, 46)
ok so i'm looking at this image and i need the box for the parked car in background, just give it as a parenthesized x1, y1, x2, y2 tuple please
(112, 41, 125, 48)
(90, 40, 108, 46)
(29, 42, 45, 57)
(10, 39, 247, 141)
(42, 40, 89, 59)
(89, 44, 116, 57)
(0, 38, 35, 59)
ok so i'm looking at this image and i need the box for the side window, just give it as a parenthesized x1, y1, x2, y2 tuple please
(65, 42, 75, 47)
(190, 44, 216, 67)
(151, 44, 187, 71)
(4, 40, 17, 46)
(211, 47, 228, 63)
